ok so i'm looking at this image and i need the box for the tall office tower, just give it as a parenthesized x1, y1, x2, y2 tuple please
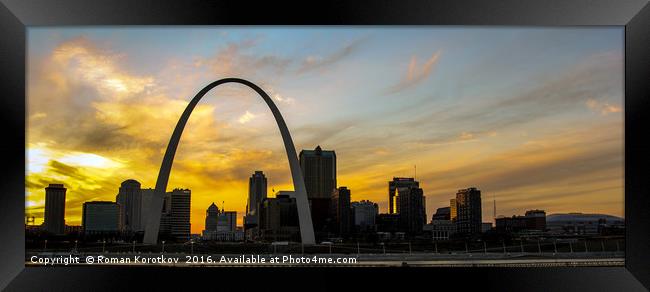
(331, 186, 351, 237)
(351, 200, 379, 229)
(116, 179, 142, 233)
(44, 184, 66, 235)
(397, 186, 426, 235)
(205, 203, 220, 232)
(299, 145, 336, 236)
(218, 211, 237, 232)
(455, 187, 482, 236)
(82, 201, 119, 235)
(388, 177, 419, 214)
(299, 146, 337, 199)
(168, 188, 191, 242)
(431, 207, 451, 221)
(258, 192, 300, 242)
(159, 192, 172, 236)
(422, 196, 427, 225)
(246, 171, 267, 224)
(140, 188, 155, 229)
(450, 199, 457, 221)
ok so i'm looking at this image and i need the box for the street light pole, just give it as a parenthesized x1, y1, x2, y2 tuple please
(102, 240, 106, 253)
(162, 240, 166, 254)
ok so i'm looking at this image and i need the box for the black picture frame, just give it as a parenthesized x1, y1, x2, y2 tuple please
(1, 0, 648, 290)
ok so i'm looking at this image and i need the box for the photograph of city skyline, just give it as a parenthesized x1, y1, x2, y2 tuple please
(25, 27, 624, 266)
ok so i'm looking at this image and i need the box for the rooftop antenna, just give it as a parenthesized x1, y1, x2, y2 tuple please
(414, 165, 417, 180)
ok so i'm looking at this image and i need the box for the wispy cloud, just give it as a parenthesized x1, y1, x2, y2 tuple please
(586, 98, 622, 115)
(387, 51, 441, 93)
(297, 39, 364, 74)
(238, 111, 256, 124)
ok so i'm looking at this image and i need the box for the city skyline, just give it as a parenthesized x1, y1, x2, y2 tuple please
(26, 27, 624, 234)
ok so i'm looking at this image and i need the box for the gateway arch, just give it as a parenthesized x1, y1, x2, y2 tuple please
(143, 78, 315, 245)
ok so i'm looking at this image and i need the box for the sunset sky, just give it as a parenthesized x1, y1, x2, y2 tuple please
(26, 27, 624, 233)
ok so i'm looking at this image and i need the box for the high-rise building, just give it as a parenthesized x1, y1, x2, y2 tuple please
(205, 202, 220, 232)
(82, 201, 119, 234)
(258, 192, 300, 242)
(495, 209, 546, 234)
(116, 179, 142, 233)
(450, 199, 457, 222)
(218, 211, 237, 232)
(351, 200, 378, 232)
(203, 201, 239, 241)
(246, 171, 267, 220)
(168, 188, 191, 242)
(299, 146, 337, 199)
(455, 187, 482, 236)
(299, 145, 336, 237)
(397, 186, 426, 235)
(431, 207, 451, 222)
(44, 184, 66, 235)
(388, 177, 419, 214)
(331, 186, 351, 237)
(159, 192, 172, 236)
(140, 188, 155, 228)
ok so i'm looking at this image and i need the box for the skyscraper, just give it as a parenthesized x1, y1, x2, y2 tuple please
(116, 179, 142, 233)
(455, 187, 482, 236)
(299, 146, 337, 199)
(205, 202, 220, 232)
(44, 184, 66, 235)
(397, 186, 426, 235)
(331, 186, 351, 237)
(299, 145, 336, 237)
(450, 199, 457, 222)
(351, 200, 379, 233)
(388, 177, 419, 214)
(168, 188, 191, 242)
(246, 171, 267, 224)
(82, 201, 119, 235)
(218, 211, 237, 232)
(203, 201, 239, 241)
(258, 192, 300, 242)
(140, 188, 155, 229)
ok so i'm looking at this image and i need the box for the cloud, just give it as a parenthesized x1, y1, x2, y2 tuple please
(51, 37, 155, 99)
(387, 51, 441, 93)
(586, 98, 622, 115)
(194, 38, 292, 78)
(297, 39, 363, 74)
(238, 111, 256, 124)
